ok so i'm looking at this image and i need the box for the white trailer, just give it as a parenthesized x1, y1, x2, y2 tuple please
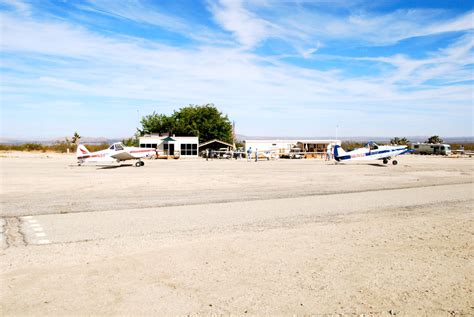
(411, 143, 452, 155)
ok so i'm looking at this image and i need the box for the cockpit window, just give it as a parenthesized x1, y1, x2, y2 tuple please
(366, 142, 378, 150)
(115, 144, 124, 151)
(109, 145, 115, 150)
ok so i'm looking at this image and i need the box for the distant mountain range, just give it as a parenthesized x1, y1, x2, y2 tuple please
(235, 134, 474, 143)
(0, 136, 122, 145)
(1, 135, 473, 145)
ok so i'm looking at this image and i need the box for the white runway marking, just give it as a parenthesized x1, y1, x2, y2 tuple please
(22, 216, 50, 245)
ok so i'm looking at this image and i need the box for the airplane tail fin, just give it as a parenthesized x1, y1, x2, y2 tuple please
(76, 144, 90, 157)
(333, 144, 347, 161)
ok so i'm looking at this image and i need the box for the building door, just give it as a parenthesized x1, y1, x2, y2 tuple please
(169, 143, 174, 155)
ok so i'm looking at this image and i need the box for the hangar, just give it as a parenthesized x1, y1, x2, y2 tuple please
(198, 139, 233, 152)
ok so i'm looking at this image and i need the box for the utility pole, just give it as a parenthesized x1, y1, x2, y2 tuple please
(232, 121, 236, 150)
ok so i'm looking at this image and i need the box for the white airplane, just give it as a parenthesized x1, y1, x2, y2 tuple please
(333, 142, 412, 165)
(76, 142, 155, 167)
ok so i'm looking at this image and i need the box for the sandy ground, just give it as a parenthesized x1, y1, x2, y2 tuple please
(0, 152, 473, 315)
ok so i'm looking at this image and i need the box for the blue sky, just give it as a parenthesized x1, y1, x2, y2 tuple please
(1, 0, 473, 139)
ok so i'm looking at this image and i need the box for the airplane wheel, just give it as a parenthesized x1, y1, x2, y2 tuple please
(392, 160, 398, 165)
(135, 161, 142, 167)
(140, 161, 145, 166)
(383, 158, 388, 164)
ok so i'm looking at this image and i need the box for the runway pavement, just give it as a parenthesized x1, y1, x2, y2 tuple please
(15, 183, 472, 247)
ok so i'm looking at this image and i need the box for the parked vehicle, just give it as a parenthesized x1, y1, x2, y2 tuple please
(282, 147, 304, 159)
(410, 143, 452, 155)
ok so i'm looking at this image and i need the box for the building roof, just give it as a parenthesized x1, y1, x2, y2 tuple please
(245, 139, 340, 144)
(139, 135, 199, 144)
(199, 139, 233, 148)
(161, 136, 176, 142)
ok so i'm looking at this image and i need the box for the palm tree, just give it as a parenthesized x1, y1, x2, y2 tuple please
(426, 135, 443, 144)
(71, 131, 81, 151)
(390, 137, 410, 145)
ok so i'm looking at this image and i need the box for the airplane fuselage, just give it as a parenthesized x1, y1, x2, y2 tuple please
(334, 144, 410, 162)
(77, 143, 155, 166)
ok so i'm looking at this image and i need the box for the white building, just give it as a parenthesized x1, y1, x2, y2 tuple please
(244, 139, 341, 158)
(139, 134, 199, 157)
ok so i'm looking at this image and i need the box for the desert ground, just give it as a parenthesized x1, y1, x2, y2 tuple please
(0, 152, 473, 315)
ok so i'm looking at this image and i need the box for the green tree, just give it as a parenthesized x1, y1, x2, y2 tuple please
(138, 113, 174, 136)
(138, 104, 233, 144)
(426, 135, 443, 144)
(390, 137, 410, 145)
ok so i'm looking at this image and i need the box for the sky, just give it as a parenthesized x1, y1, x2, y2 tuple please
(1, 0, 473, 139)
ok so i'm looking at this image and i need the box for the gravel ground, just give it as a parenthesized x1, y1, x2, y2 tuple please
(0, 152, 473, 315)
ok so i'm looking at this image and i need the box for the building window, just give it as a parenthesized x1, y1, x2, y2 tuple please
(180, 143, 197, 155)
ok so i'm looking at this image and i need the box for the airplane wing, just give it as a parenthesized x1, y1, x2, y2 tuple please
(109, 151, 136, 161)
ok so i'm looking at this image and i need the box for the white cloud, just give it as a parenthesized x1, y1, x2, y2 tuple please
(221, 3, 473, 47)
(361, 34, 474, 86)
(207, 0, 274, 48)
(300, 41, 323, 58)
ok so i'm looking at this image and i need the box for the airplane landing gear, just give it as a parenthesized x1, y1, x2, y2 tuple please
(135, 161, 145, 167)
(392, 160, 398, 165)
(383, 158, 388, 164)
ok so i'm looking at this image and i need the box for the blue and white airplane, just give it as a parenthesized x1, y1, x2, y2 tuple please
(333, 142, 412, 165)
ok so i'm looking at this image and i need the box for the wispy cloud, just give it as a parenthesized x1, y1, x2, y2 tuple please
(0, 0, 30, 15)
(209, 1, 473, 48)
(75, 0, 232, 46)
(80, 0, 187, 31)
(361, 34, 474, 85)
(207, 0, 275, 48)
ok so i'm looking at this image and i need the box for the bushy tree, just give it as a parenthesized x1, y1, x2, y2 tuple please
(139, 113, 174, 136)
(390, 137, 410, 145)
(426, 135, 443, 144)
(138, 104, 233, 143)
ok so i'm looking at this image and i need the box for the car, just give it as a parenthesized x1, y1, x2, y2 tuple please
(283, 147, 304, 159)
